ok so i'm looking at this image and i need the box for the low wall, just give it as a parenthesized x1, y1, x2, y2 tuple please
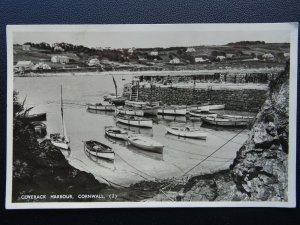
(138, 86, 268, 112)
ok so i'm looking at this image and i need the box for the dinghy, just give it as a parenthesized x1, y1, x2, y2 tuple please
(87, 103, 115, 111)
(103, 93, 121, 101)
(201, 116, 250, 127)
(50, 85, 70, 150)
(116, 115, 153, 128)
(189, 110, 218, 118)
(83, 140, 115, 161)
(125, 100, 149, 108)
(222, 114, 254, 120)
(105, 126, 128, 140)
(127, 135, 164, 153)
(166, 126, 207, 139)
(158, 106, 187, 115)
(116, 106, 144, 116)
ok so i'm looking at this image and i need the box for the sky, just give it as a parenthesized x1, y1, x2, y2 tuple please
(12, 24, 291, 48)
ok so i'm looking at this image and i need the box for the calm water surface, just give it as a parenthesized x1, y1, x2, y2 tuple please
(14, 75, 254, 186)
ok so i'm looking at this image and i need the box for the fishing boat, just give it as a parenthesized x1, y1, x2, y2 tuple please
(158, 106, 187, 115)
(140, 105, 159, 116)
(201, 116, 250, 127)
(127, 135, 164, 153)
(105, 126, 128, 140)
(125, 100, 149, 108)
(166, 126, 207, 139)
(103, 93, 122, 101)
(87, 103, 115, 111)
(116, 115, 153, 128)
(26, 112, 47, 122)
(222, 114, 255, 120)
(50, 85, 70, 150)
(204, 104, 225, 110)
(116, 106, 144, 116)
(189, 110, 218, 118)
(83, 140, 115, 161)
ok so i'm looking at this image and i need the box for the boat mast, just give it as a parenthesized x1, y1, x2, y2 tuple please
(61, 85, 65, 137)
(112, 75, 118, 97)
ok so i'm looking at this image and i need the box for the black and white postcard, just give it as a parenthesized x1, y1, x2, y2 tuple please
(6, 23, 298, 208)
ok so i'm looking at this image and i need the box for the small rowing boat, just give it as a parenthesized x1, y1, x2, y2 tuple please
(158, 106, 187, 115)
(222, 114, 255, 120)
(103, 93, 121, 101)
(87, 103, 115, 111)
(189, 110, 218, 118)
(116, 106, 144, 116)
(125, 100, 149, 108)
(166, 126, 207, 139)
(83, 140, 115, 161)
(116, 115, 153, 128)
(105, 126, 128, 140)
(201, 116, 250, 127)
(127, 135, 164, 153)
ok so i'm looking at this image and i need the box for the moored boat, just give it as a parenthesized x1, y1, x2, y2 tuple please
(201, 116, 250, 127)
(116, 115, 153, 128)
(204, 104, 225, 110)
(158, 107, 187, 115)
(189, 110, 218, 118)
(110, 97, 126, 106)
(166, 126, 207, 139)
(127, 135, 164, 153)
(105, 126, 128, 140)
(83, 140, 115, 161)
(222, 114, 255, 120)
(140, 106, 159, 116)
(125, 100, 149, 107)
(116, 106, 144, 116)
(87, 103, 115, 111)
(103, 93, 121, 101)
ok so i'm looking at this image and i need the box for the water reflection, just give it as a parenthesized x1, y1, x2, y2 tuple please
(86, 108, 115, 117)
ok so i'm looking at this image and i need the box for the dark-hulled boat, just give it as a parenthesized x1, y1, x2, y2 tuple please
(26, 113, 47, 122)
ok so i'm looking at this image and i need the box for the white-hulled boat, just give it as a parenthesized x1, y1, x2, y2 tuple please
(116, 106, 144, 116)
(125, 100, 149, 108)
(105, 126, 128, 140)
(50, 85, 70, 150)
(140, 106, 159, 116)
(103, 93, 121, 101)
(222, 114, 255, 120)
(189, 110, 218, 118)
(127, 135, 164, 153)
(202, 116, 250, 127)
(158, 107, 187, 115)
(206, 104, 225, 110)
(116, 115, 153, 128)
(83, 140, 115, 161)
(87, 103, 115, 111)
(166, 126, 207, 139)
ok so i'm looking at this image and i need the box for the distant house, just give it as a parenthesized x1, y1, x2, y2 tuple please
(51, 55, 70, 64)
(225, 53, 235, 58)
(216, 56, 226, 61)
(22, 45, 30, 51)
(150, 51, 158, 56)
(128, 48, 134, 54)
(33, 62, 51, 70)
(284, 53, 290, 58)
(186, 47, 196, 53)
(15, 61, 34, 70)
(169, 58, 180, 64)
(195, 57, 209, 63)
(54, 46, 64, 52)
(88, 58, 100, 66)
(262, 53, 275, 61)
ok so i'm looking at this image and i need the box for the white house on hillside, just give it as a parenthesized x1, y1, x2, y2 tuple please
(88, 58, 100, 66)
(22, 44, 31, 51)
(169, 58, 180, 64)
(51, 55, 70, 63)
(186, 47, 196, 53)
(216, 56, 226, 61)
(195, 57, 209, 63)
(150, 51, 158, 56)
(262, 53, 275, 61)
(15, 61, 34, 70)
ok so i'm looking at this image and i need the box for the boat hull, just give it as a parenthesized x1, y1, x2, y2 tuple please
(87, 104, 115, 111)
(166, 127, 207, 139)
(202, 117, 249, 127)
(158, 108, 187, 115)
(84, 141, 115, 160)
(127, 137, 163, 153)
(51, 140, 70, 150)
(116, 117, 153, 128)
(116, 108, 144, 116)
(105, 128, 128, 141)
(125, 100, 148, 108)
(189, 111, 217, 118)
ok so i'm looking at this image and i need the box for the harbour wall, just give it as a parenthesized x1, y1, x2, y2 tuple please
(138, 86, 268, 112)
